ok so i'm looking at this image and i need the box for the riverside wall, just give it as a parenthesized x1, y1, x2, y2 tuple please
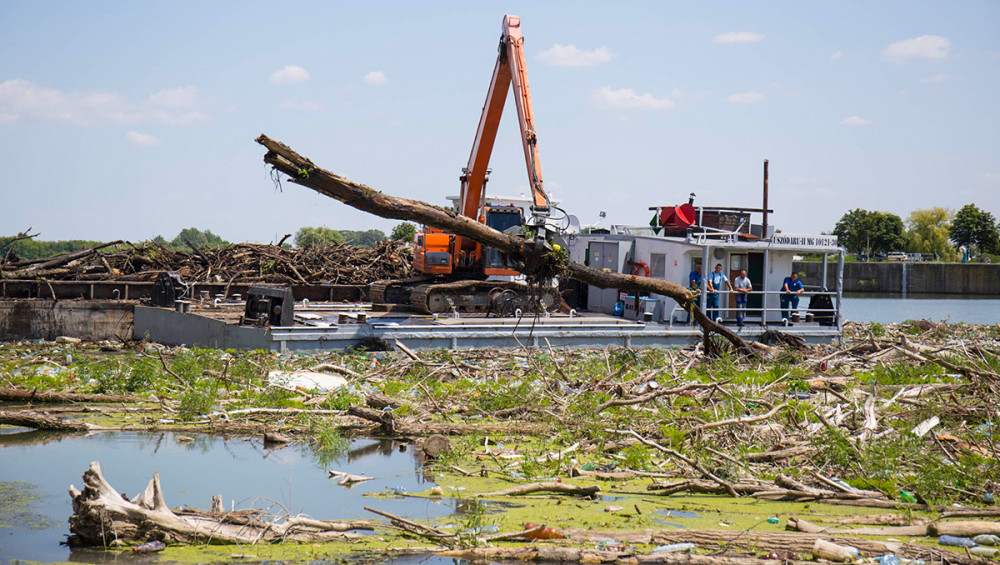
(793, 262, 1000, 295)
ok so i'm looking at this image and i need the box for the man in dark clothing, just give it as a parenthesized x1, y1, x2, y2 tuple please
(780, 272, 804, 323)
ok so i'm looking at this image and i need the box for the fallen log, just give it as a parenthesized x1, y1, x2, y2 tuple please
(0, 387, 144, 404)
(68, 461, 370, 545)
(347, 404, 548, 436)
(471, 481, 600, 498)
(790, 517, 1000, 540)
(0, 409, 95, 431)
(255, 134, 751, 355)
(439, 546, 820, 565)
(787, 516, 929, 537)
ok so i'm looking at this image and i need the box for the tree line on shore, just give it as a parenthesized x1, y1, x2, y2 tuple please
(832, 204, 999, 261)
(1, 223, 418, 262)
(6, 202, 999, 263)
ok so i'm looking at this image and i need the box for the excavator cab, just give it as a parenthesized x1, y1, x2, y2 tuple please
(482, 205, 524, 275)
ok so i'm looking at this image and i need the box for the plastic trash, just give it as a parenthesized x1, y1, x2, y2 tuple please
(651, 543, 695, 553)
(876, 554, 899, 565)
(812, 539, 859, 562)
(970, 547, 999, 558)
(132, 540, 166, 553)
(899, 490, 918, 503)
(767, 516, 780, 524)
(581, 462, 596, 471)
(938, 534, 978, 548)
(829, 476, 855, 491)
(984, 493, 996, 503)
(973, 534, 1000, 546)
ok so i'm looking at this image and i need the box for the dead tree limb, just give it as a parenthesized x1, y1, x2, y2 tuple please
(69, 461, 368, 545)
(254, 134, 751, 355)
(472, 481, 600, 498)
(0, 387, 144, 404)
(0, 409, 96, 431)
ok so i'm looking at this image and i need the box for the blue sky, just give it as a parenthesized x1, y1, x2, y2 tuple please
(2, 1, 998, 242)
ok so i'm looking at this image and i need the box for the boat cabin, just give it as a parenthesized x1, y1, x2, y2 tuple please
(564, 199, 845, 339)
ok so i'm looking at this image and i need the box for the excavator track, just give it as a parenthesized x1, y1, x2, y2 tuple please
(409, 280, 560, 315)
(369, 276, 435, 305)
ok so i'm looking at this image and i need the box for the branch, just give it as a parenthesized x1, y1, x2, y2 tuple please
(254, 134, 751, 355)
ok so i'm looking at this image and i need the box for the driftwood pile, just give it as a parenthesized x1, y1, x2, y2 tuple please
(0, 240, 414, 285)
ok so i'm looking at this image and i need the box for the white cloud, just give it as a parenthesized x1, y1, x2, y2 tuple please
(668, 88, 712, 102)
(884, 35, 951, 62)
(126, 131, 160, 147)
(919, 73, 958, 83)
(714, 31, 765, 44)
(0, 79, 209, 126)
(840, 116, 873, 126)
(592, 86, 674, 110)
(830, 50, 843, 60)
(362, 71, 389, 86)
(726, 91, 766, 105)
(269, 65, 309, 84)
(280, 100, 325, 112)
(538, 44, 613, 66)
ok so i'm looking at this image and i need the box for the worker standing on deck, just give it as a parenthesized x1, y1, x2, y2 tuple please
(705, 263, 733, 322)
(780, 272, 804, 324)
(733, 269, 752, 327)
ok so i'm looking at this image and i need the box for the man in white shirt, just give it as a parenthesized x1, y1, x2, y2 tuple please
(705, 263, 733, 321)
(733, 269, 752, 326)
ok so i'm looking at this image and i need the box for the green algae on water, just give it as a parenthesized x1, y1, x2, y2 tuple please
(0, 481, 52, 531)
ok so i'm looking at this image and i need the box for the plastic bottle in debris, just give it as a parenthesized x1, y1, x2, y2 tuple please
(132, 540, 166, 553)
(876, 553, 899, 565)
(938, 534, 978, 548)
(973, 534, 999, 546)
(898, 490, 917, 504)
(970, 547, 999, 558)
(651, 543, 694, 553)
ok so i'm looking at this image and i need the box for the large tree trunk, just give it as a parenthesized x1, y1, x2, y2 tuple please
(254, 135, 749, 354)
(68, 461, 372, 546)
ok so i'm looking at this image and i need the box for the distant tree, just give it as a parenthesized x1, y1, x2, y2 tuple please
(950, 203, 1000, 255)
(170, 228, 229, 250)
(295, 226, 344, 248)
(390, 222, 416, 242)
(832, 209, 907, 255)
(906, 207, 958, 261)
(0, 237, 104, 261)
(339, 229, 386, 247)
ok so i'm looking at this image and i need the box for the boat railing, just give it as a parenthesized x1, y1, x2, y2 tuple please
(667, 289, 840, 328)
(687, 226, 743, 245)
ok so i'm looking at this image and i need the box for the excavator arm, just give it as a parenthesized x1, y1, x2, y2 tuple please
(459, 15, 550, 232)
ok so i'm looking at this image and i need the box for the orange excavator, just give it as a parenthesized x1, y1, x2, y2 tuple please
(371, 15, 561, 314)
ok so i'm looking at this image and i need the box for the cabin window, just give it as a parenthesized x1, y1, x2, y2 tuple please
(649, 254, 666, 278)
(730, 254, 744, 271)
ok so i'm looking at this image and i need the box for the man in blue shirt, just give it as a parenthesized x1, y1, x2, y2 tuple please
(780, 272, 804, 323)
(706, 263, 733, 322)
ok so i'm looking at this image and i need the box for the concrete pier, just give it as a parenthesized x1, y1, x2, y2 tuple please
(794, 262, 999, 295)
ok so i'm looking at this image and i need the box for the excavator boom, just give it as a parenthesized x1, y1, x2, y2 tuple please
(460, 14, 549, 222)
(376, 15, 559, 314)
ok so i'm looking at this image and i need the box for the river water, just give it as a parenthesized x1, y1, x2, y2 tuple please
(0, 430, 450, 563)
(840, 294, 1000, 325)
